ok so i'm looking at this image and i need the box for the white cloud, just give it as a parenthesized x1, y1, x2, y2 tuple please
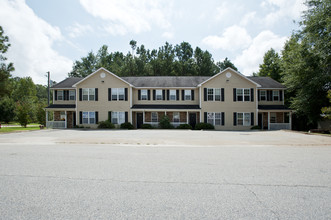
(0, 0, 72, 85)
(162, 32, 174, 39)
(202, 25, 252, 51)
(261, 0, 306, 25)
(240, 12, 256, 26)
(215, 2, 231, 21)
(234, 30, 287, 75)
(79, 0, 173, 35)
(67, 22, 93, 38)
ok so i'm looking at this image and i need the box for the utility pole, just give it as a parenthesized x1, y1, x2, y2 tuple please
(47, 71, 50, 105)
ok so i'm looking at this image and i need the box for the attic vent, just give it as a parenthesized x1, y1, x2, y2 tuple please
(100, 72, 106, 78)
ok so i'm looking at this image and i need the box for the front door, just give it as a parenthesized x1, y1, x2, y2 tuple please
(258, 113, 262, 129)
(136, 113, 143, 129)
(189, 113, 196, 128)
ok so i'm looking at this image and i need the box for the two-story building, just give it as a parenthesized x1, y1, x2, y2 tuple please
(45, 67, 291, 130)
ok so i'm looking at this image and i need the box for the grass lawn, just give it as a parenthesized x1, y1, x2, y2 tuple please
(0, 126, 41, 133)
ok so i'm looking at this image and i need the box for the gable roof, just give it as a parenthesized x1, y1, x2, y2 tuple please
(248, 77, 286, 89)
(198, 67, 261, 87)
(72, 67, 133, 87)
(51, 77, 83, 89)
(122, 76, 210, 88)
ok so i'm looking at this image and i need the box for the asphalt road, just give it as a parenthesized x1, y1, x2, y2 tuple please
(0, 130, 330, 219)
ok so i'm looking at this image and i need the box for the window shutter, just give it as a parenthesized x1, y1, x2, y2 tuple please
(221, 88, 224, 101)
(153, 90, 156, 100)
(95, 112, 99, 124)
(162, 90, 165, 100)
(108, 111, 111, 121)
(125, 88, 128, 101)
(66, 90, 69, 100)
(79, 89, 82, 101)
(204, 112, 207, 123)
(258, 90, 260, 101)
(167, 90, 170, 100)
(55, 90, 58, 101)
(251, 112, 254, 126)
(176, 90, 179, 101)
(222, 112, 225, 126)
(95, 88, 98, 101)
(191, 90, 194, 100)
(108, 88, 112, 101)
(182, 90, 185, 101)
(233, 112, 237, 126)
(125, 112, 128, 123)
(204, 88, 207, 101)
(233, 88, 236, 102)
(79, 111, 82, 124)
(251, 88, 254, 102)
(267, 90, 272, 101)
(147, 90, 151, 100)
(280, 90, 283, 101)
(138, 90, 141, 100)
(63, 90, 66, 100)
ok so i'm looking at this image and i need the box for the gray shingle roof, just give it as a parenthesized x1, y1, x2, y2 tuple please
(122, 76, 210, 87)
(248, 77, 286, 89)
(51, 77, 84, 89)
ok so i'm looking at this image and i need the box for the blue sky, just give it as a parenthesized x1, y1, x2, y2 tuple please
(0, 0, 306, 84)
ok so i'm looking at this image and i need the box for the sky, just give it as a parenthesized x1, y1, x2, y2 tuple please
(0, 0, 306, 85)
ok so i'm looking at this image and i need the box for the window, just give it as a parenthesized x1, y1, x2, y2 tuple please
(173, 112, 180, 123)
(60, 111, 66, 120)
(111, 112, 125, 124)
(184, 90, 191, 100)
(89, 112, 95, 124)
(270, 112, 276, 123)
(237, 113, 251, 126)
(82, 112, 89, 124)
(69, 90, 75, 100)
(273, 90, 279, 101)
(82, 88, 95, 101)
(141, 90, 148, 100)
(156, 90, 163, 100)
(244, 89, 250, 101)
(207, 112, 222, 126)
(170, 90, 176, 100)
(118, 88, 125, 100)
(82, 111, 96, 124)
(237, 89, 243, 101)
(151, 112, 158, 122)
(57, 90, 63, 100)
(260, 90, 266, 101)
(207, 88, 214, 101)
(112, 88, 118, 100)
(215, 89, 221, 101)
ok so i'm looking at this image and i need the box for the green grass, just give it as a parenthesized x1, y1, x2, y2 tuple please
(0, 126, 41, 133)
(3, 122, 40, 126)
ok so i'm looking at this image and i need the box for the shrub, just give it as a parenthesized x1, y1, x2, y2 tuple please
(97, 120, 115, 129)
(159, 115, 174, 129)
(195, 123, 214, 130)
(251, 125, 261, 130)
(120, 122, 134, 129)
(176, 124, 192, 129)
(141, 124, 153, 129)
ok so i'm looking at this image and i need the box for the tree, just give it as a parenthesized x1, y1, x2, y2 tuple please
(216, 57, 238, 72)
(256, 48, 282, 82)
(16, 100, 34, 127)
(0, 96, 15, 123)
(12, 77, 37, 102)
(0, 26, 14, 98)
(321, 90, 331, 119)
(194, 47, 217, 76)
(36, 102, 46, 125)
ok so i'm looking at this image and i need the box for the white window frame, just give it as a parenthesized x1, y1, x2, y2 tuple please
(82, 88, 95, 101)
(184, 90, 191, 101)
(82, 111, 96, 124)
(236, 89, 243, 101)
(207, 112, 222, 126)
(244, 89, 250, 101)
(89, 112, 95, 124)
(151, 112, 158, 122)
(173, 112, 180, 123)
(111, 112, 125, 124)
(60, 111, 66, 120)
(237, 112, 251, 126)
(273, 90, 279, 101)
(170, 90, 176, 100)
(207, 88, 214, 101)
(118, 88, 125, 101)
(69, 90, 75, 100)
(141, 89, 148, 100)
(57, 90, 63, 101)
(215, 89, 221, 101)
(207, 88, 221, 101)
(156, 90, 163, 100)
(260, 90, 266, 101)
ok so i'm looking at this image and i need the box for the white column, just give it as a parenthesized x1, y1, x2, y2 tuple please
(289, 112, 292, 130)
(268, 112, 270, 130)
(64, 111, 67, 128)
(186, 111, 189, 123)
(143, 111, 145, 123)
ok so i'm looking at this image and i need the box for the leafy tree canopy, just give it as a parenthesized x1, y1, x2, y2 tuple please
(0, 26, 14, 98)
(256, 48, 282, 82)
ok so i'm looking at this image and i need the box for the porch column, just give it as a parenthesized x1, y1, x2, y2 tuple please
(65, 110, 67, 129)
(186, 111, 189, 123)
(46, 111, 48, 122)
(289, 112, 292, 130)
(143, 111, 145, 124)
(268, 112, 270, 130)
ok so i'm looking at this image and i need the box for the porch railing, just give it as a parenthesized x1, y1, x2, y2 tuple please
(270, 123, 291, 130)
(46, 121, 65, 129)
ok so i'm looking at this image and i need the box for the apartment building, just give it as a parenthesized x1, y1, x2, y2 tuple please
(45, 67, 291, 130)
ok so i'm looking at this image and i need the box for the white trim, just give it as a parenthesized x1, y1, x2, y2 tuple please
(198, 67, 261, 87)
(257, 88, 287, 90)
(72, 67, 133, 87)
(199, 87, 202, 108)
(130, 87, 133, 108)
(50, 88, 76, 90)
(134, 87, 196, 89)
(268, 112, 270, 130)
(64, 111, 67, 128)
